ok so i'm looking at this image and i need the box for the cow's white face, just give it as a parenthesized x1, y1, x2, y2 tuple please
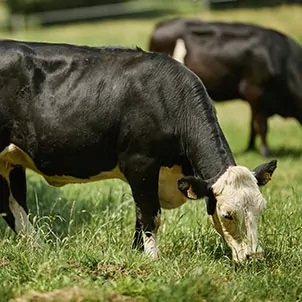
(210, 166, 266, 262)
(178, 160, 277, 263)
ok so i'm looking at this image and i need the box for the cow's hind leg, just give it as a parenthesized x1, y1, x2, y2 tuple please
(0, 172, 15, 231)
(239, 80, 271, 157)
(247, 110, 257, 151)
(246, 109, 271, 157)
(121, 154, 161, 259)
(0, 164, 34, 235)
(252, 112, 271, 157)
(239, 80, 259, 152)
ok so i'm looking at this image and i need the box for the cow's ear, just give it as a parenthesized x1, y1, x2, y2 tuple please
(253, 160, 277, 186)
(177, 176, 210, 200)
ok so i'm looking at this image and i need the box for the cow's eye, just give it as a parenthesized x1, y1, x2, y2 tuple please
(222, 212, 233, 220)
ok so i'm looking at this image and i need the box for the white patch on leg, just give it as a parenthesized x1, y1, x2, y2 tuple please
(143, 213, 161, 259)
(9, 193, 34, 234)
(0, 156, 33, 235)
(172, 39, 187, 64)
(143, 232, 160, 259)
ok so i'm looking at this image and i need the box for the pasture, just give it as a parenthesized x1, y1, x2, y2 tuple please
(0, 4, 302, 302)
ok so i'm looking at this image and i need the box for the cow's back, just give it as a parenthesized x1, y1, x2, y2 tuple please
(0, 41, 129, 172)
(0, 40, 204, 179)
(182, 23, 289, 102)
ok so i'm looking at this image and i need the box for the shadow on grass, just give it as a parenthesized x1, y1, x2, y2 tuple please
(22, 176, 133, 239)
(209, 237, 232, 261)
(233, 146, 302, 159)
(269, 147, 302, 158)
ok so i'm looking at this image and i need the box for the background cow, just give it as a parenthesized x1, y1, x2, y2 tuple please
(149, 18, 302, 157)
(0, 40, 276, 262)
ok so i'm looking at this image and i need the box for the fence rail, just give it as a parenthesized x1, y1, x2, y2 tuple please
(7, 0, 196, 30)
(28, 0, 159, 23)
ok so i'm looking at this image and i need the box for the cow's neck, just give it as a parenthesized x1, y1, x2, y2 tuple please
(182, 99, 236, 185)
(191, 136, 236, 185)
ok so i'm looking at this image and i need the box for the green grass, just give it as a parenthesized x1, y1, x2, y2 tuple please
(0, 4, 302, 302)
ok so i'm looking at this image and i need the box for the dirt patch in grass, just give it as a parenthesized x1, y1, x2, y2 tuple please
(9, 286, 143, 302)
(0, 258, 10, 267)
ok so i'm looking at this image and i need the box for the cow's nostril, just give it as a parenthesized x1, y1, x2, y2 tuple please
(246, 254, 251, 260)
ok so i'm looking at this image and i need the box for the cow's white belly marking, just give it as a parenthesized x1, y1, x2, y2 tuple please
(158, 165, 187, 209)
(0, 144, 188, 209)
(0, 144, 127, 186)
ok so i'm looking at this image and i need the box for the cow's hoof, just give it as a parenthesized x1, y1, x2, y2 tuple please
(143, 234, 160, 259)
(260, 146, 272, 158)
(245, 145, 256, 152)
(145, 247, 161, 260)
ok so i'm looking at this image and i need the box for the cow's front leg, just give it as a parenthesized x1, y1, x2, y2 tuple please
(132, 216, 144, 251)
(121, 154, 161, 259)
(0, 164, 34, 235)
(132, 203, 161, 259)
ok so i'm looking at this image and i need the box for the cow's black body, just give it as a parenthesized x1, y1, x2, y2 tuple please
(0, 40, 235, 250)
(149, 19, 302, 156)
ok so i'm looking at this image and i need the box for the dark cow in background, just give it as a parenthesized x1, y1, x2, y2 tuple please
(0, 40, 277, 262)
(149, 18, 302, 157)
(149, 18, 190, 56)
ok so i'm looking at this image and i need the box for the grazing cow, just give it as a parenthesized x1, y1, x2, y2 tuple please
(0, 40, 277, 262)
(149, 18, 302, 157)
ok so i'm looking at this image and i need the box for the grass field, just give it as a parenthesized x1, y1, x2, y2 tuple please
(0, 4, 302, 302)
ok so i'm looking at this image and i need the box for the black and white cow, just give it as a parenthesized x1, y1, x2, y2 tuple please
(149, 18, 302, 157)
(0, 40, 277, 262)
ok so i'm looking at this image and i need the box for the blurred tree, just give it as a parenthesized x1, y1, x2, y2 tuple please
(206, 0, 287, 10)
(7, 0, 131, 14)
